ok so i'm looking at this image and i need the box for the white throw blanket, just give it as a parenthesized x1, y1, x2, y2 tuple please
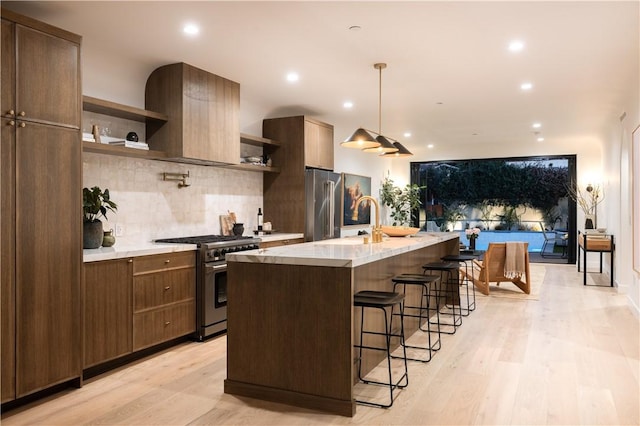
(504, 241, 526, 279)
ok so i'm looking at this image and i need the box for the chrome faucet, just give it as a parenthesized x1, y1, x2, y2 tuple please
(352, 195, 383, 243)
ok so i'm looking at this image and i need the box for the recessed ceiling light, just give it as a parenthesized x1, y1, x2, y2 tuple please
(183, 23, 199, 36)
(521, 82, 533, 91)
(537, 137, 545, 142)
(343, 101, 353, 109)
(404, 132, 411, 138)
(532, 122, 541, 128)
(286, 72, 299, 83)
(508, 40, 525, 52)
(427, 144, 434, 149)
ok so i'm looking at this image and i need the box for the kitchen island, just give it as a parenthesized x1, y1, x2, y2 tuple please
(224, 232, 459, 416)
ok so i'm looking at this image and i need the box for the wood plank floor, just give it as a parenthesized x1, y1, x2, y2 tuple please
(2, 264, 638, 425)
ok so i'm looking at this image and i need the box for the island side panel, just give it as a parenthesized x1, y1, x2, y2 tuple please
(353, 238, 458, 376)
(225, 261, 355, 416)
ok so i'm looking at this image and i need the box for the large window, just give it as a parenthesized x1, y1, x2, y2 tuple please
(410, 155, 577, 263)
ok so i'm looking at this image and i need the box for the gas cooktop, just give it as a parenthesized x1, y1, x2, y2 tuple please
(155, 234, 256, 246)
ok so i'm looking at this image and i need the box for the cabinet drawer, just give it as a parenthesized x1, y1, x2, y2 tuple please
(133, 268, 195, 312)
(259, 238, 305, 249)
(133, 251, 195, 275)
(133, 301, 195, 351)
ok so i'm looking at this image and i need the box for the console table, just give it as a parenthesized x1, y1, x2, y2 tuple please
(577, 231, 614, 287)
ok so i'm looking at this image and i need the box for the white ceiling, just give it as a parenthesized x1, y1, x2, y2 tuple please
(4, 1, 639, 156)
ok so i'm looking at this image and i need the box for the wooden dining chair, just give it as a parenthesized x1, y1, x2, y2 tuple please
(461, 242, 531, 295)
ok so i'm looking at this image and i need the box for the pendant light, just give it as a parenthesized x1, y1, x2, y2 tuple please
(342, 62, 412, 156)
(363, 63, 398, 153)
(382, 141, 413, 157)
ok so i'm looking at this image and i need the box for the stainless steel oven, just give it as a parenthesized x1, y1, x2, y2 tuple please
(155, 235, 260, 340)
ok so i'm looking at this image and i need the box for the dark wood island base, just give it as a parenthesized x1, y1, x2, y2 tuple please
(224, 235, 458, 416)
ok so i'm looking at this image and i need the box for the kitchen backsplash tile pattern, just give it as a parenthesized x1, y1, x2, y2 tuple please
(83, 153, 263, 244)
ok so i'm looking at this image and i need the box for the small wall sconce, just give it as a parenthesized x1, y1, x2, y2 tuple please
(163, 171, 190, 188)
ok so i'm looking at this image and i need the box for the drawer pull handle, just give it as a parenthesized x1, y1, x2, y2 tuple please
(7, 110, 15, 116)
(164, 259, 170, 264)
(18, 111, 26, 117)
(18, 122, 25, 128)
(165, 321, 171, 326)
(164, 286, 171, 291)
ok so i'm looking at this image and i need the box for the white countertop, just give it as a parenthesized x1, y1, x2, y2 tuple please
(82, 233, 304, 263)
(256, 233, 304, 243)
(83, 242, 197, 263)
(227, 232, 459, 268)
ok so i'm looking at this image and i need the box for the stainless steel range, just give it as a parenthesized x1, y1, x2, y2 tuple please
(155, 235, 260, 340)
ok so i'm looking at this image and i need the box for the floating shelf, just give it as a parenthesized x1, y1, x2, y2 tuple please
(82, 141, 167, 160)
(240, 133, 280, 148)
(225, 163, 281, 173)
(83, 96, 168, 123)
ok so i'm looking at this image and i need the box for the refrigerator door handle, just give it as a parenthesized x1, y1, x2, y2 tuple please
(325, 180, 335, 239)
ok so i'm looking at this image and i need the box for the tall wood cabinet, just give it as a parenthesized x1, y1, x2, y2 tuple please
(1, 9, 82, 403)
(145, 62, 240, 165)
(262, 116, 334, 233)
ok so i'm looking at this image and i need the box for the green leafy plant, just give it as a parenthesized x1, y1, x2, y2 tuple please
(83, 186, 117, 222)
(380, 176, 423, 226)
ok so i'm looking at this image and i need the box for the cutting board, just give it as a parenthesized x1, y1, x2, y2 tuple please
(220, 215, 234, 236)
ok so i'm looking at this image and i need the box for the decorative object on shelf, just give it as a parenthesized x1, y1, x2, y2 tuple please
(465, 227, 481, 250)
(102, 229, 116, 247)
(83, 186, 118, 249)
(566, 180, 604, 229)
(380, 175, 423, 226)
(342, 63, 412, 157)
(126, 131, 139, 142)
(162, 170, 190, 188)
(91, 124, 101, 144)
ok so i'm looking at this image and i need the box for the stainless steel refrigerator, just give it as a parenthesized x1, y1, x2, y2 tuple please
(305, 169, 341, 241)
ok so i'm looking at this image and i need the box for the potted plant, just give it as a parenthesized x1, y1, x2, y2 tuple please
(83, 186, 117, 249)
(380, 176, 423, 226)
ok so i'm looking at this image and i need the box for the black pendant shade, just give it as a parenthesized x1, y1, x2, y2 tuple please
(341, 128, 380, 149)
(363, 135, 398, 153)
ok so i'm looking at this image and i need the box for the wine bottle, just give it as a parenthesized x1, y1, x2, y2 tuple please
(257, 208, 263, 231)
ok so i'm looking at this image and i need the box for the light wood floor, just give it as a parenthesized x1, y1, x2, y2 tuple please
(2, 264, 639, 425)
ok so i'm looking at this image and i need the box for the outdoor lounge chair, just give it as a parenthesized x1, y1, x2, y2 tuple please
(460, 242, 531, 296)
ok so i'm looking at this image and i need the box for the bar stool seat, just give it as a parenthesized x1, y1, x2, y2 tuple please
(422, 262, 463, 334)
(441, 254, 478, 315)
(354, 290, 408, 408)
(391, 274, 441, 362)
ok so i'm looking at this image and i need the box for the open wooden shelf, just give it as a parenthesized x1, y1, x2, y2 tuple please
(83, 96, 168, 123)
(82, 141, 167, 160)
(224, 163, 281, 173)
(240, 133, 280, 148)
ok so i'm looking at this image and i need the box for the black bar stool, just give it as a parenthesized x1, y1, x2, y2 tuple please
(391, 274, 441, 362)
(422, 262, 462, 334)
(354, 290, 408, 408)
(441, 254, 478, 316)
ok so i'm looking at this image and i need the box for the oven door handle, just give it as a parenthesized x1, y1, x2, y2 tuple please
(205, 263, 227, 271)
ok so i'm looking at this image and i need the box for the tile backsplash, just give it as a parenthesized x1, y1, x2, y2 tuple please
(84, 153, 263, 244)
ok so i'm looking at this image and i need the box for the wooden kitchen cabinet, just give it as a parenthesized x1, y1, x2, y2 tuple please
(303, 119, 334, 170)
(262, 116, 334, 233)
(259, 238, 305, 249)
(1, 9, 82, 403)
(145, 62, 240, 165)
(83, 259, 133, 368)
(132, 251, 196, 351)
